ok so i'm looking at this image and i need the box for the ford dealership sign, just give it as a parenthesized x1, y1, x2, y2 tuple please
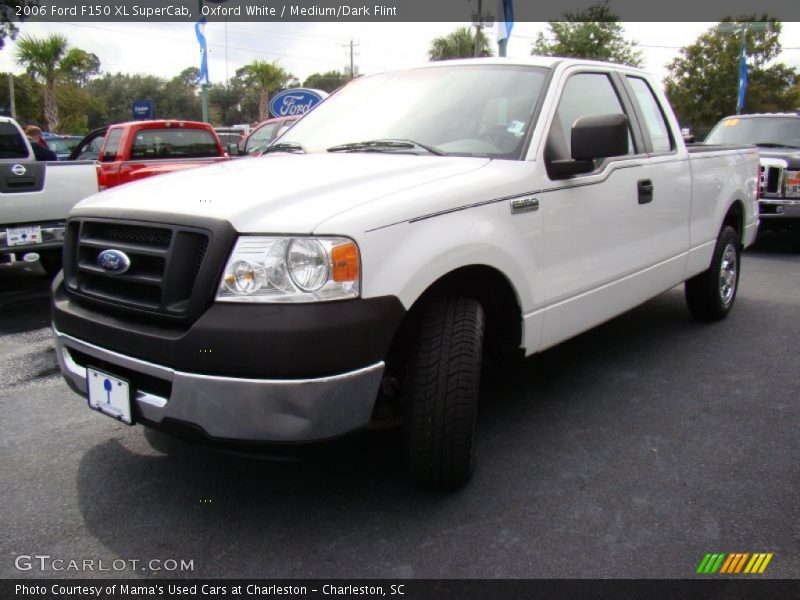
(269, 88, 328, 118)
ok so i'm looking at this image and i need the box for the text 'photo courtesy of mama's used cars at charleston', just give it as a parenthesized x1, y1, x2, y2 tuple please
(51, 57, 759, 488)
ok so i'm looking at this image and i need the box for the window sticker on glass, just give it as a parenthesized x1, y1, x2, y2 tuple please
(723, 119, 740, 127)
(507, 120, 526, 136)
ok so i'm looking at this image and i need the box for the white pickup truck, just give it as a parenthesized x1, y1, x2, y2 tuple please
(0, 117, 99, 275)
(51, 58, 759, 488)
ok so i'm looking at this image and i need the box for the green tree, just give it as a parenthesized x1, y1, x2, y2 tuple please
(0, 1, 39, 51)
(665, 18, 800, 134)
(237, 60, 291, 121)
(161, 67, 202, 121)
(56, 84, 103, 133)
(532, 1, 643, 67)
(0, 72, 41, 124)
(15, 33, 70, 130)
(85, 72, 164, 127)
(209, 78, 247, 125)
(303, 70, 349, 93)
(59, 48, 101, 86)
(429, 26, 492, 61)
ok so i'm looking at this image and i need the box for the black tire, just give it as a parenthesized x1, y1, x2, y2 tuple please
(402, 297, 485, 488)
(39, 250, 62, 278)
(685, 226, 740, 321)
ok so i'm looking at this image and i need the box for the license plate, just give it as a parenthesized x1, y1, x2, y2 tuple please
(785, 184, 800, 198)
(6, 225, 41, 247)
(87, 368, 133, 425)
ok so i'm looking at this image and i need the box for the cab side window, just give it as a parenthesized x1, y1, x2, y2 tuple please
(627, 76, 674, 153)
(101, 129, 123, 161)
(545, 72, 633, 173)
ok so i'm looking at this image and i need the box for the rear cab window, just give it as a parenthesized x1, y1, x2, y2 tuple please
(130, 128, 219, 159)
(0, 122, 31, 159)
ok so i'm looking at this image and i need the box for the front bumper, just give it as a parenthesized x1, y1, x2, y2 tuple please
(759, 199, 800, 223)
(0, 222, 65, 255)
(54, 327, 385, 443)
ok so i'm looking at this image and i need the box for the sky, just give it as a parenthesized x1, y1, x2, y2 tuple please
(1, 21, 799, 89)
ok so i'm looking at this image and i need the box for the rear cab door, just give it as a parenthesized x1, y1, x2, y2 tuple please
(618, 73, 691, 279)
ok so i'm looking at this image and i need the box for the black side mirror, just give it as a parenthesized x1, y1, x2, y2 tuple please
(571, 113, 629, 160)
(549, 113, 629, 178)
(227, 143, 240, 156)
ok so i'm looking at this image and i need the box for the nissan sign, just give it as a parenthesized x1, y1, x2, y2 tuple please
(269, 89, 328, 118)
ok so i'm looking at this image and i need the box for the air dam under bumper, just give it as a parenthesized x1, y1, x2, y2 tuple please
(53, 328, 385, 443)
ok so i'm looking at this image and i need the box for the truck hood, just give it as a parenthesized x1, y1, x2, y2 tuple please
(75, 153, 491, 232)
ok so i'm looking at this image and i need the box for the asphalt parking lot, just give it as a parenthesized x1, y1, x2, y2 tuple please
(1, 232, 798, 580)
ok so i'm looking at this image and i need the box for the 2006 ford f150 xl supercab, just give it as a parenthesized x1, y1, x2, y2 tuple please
(52, 58, 759, 488)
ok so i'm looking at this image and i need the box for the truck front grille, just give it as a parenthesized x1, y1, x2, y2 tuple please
(759, 163, 784, 198)
(63, 218, 211, 319)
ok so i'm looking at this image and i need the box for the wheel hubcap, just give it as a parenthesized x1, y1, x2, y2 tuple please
(719, 243, 737, 305)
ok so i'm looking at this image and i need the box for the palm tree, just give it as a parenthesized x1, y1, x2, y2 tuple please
(15, 34, 70, 131)
(239, 60, 291, 121)
(429, 27, 493, 61)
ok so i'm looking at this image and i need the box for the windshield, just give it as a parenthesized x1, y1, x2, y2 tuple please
(705, 117, 800, 148)
(47, 139, 71, 153)
(277, 65, 549, 159)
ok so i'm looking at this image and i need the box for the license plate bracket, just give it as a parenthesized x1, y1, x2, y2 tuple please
(86, 367, 133, 425)
(6, 225, 42, 247)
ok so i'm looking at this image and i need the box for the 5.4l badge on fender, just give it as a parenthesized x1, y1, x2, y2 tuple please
(97, 249, 131, 274)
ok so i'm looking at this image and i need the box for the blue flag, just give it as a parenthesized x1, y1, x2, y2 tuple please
(195, 18, 210, 86)
(497, 0, 514, 43)
(737, 43, 747, 113)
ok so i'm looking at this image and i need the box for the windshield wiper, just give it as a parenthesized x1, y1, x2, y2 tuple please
(754, 142, 800, 149)
(261, 142, 306, 154)
(326, 139, 444, 156)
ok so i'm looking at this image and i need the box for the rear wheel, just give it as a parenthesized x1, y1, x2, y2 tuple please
(402, 297, 485, 488)
(685, 226, 740, 321)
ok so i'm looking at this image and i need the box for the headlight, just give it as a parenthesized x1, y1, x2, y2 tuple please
(784, 170, 800, 198)
(217, 236, 360, 303)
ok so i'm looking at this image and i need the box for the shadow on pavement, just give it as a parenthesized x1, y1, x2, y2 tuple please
(70, 290, 788, 577)
(746, 229, 800, 257)
(0, 264, 52, 334)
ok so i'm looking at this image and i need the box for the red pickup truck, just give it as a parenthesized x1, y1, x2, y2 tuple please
(70, 120, 229, 190)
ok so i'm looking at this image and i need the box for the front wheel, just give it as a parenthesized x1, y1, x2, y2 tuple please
(402, 297, 485, 488)
(685, 226, 740, 321)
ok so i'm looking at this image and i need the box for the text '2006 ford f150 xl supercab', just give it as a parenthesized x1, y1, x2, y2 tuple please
(52, 58, 759, 488)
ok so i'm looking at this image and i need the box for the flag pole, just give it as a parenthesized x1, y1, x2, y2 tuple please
(198, 0, 209, 123)
(499, 38, 507, 57)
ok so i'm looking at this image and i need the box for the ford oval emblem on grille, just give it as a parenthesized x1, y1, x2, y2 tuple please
(97, 249, 131, 274)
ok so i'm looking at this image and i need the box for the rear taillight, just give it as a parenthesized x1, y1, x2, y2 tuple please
(96, 165, 107, 191)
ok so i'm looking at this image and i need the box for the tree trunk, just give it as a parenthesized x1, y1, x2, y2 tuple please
(259, 89, 269, 122)
(43, 78, 58, 132)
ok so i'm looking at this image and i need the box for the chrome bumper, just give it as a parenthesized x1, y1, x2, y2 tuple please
(0, 224, 65, 252)
(53, 327, 384, 443)
(759, 199, 800, 220)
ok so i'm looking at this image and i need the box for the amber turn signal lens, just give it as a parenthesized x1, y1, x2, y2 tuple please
(331, 242, 359, 282)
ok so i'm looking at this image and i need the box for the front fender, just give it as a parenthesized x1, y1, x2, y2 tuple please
(358, 202, 538, 314)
